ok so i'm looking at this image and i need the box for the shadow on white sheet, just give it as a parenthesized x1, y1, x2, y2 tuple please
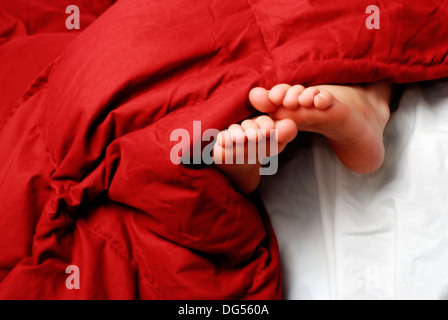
(259, 79, 448, 300)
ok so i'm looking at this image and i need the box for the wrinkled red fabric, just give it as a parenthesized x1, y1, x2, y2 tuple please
(0, 0, 447, 299)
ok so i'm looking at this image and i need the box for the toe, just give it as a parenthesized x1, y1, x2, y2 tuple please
(254, 115, 275, 138)
(241, 119, 260, 142)
(299, 87, 320, 107)
(283, 85, 305, 109)
(228, 124, 246, 144)
(314, 91, 334, 109)
(249, 87, 278, 113)
(275, 119, 298, 144)
(216, 131, 226, 147)
(268, 84, 291, 106)
(221, 131, 234, 149)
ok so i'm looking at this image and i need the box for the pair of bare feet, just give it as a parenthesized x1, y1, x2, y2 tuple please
(213, 82, 393, 195)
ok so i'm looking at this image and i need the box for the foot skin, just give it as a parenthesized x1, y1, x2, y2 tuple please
(249, 82, 392, 174)
(213, 115, 297, 195)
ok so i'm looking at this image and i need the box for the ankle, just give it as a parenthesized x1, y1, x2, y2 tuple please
(364, 81, 392, 123)
(365, 81, 393, 104)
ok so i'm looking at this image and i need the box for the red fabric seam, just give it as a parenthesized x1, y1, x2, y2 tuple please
(77, 218, 165, 299)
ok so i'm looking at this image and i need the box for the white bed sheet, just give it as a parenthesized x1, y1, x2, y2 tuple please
(259, 78, 448, 300)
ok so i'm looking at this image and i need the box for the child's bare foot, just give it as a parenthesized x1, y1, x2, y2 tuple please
(213, 115, 297, 195)
(249, 82, 392, 174)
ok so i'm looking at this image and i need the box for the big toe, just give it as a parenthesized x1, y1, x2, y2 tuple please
(249, 87, 278, 113)
(275, 119, 298, 144)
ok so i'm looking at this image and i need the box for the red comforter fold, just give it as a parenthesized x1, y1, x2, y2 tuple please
(0, 0, 447, 299)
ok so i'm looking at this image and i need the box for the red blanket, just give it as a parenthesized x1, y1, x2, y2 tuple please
(0, 0, 447, 299)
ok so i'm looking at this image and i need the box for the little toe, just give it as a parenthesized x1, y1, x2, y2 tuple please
(216, 131, 230, 148)
(299, 87, 320, 107)
(221, 131, 234, 148)
(314, 91, 335, 109)
(283, 85, 305, 109)
(249, 87, 278, 113)
(216, 131, 226, 147)
(268, 84, 291, 106)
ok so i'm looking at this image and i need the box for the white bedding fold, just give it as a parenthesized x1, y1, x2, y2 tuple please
(259, 79, 448, 300)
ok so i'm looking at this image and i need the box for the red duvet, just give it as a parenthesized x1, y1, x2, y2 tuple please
(0, 0, 447, 299)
